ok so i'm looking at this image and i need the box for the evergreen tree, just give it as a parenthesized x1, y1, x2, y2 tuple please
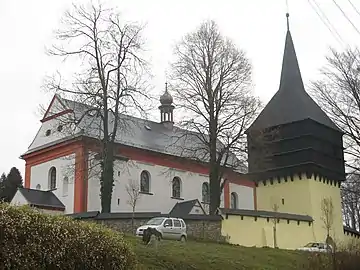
(0, 167, 23, 202)
(0, 173, 6, 183)
(0, 173, 6, 201)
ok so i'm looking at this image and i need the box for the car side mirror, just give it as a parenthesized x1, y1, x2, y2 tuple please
(164, 223, 169, 227)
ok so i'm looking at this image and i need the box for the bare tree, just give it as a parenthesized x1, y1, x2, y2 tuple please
(321, 197, 334, 243)
(311, 48, 360, 173)
(341, 173, 360, 230)
(45, 2, 150, 213)
(321, 197, 337, 270)
(271, 203, 279, 249)
(170, 20, 261, 214)
(126, 180, 141, 232)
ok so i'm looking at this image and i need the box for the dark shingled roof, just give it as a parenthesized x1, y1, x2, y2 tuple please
(18, 187, 65, 210)
(219, 208, 313, 222)
(247, 29, 340, 132)
(65, 211, 100, 219)
(169, 199, 205, 217)
(343, 226, 360, 237)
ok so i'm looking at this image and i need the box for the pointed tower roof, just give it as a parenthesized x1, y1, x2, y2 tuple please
(248, 14, 340, 132)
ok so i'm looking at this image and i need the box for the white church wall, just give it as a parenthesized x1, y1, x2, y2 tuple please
(87, 151, 102, 212)
(30, 154, 75, 214)
(86, 158, 253, 214)
(28, 117, 68, 151)
(229, 182, 255, 210)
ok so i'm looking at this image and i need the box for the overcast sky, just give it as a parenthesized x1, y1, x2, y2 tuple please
(0, 0, 360, 177)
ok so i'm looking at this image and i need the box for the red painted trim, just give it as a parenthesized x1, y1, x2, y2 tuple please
(24, 163, 31, 188)
(21, 138, 81, 163)
(84, 138, 255, 188)
(41, 109, 73, 123)
(224, 181, 230, 208)
(83, 148, 88, 212)
(74, 144, 87, 212)
(118, 144, 210, 175)
(42, 95, 57, 120)
(22, 139, 85, 213)
(23, 136, 254, 213)
(40, 94, 73, 123)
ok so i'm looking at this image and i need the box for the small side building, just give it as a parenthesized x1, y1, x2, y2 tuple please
(11, 187, 65, 215)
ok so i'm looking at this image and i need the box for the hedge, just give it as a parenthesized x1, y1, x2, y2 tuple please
(0, 203, 137, 269)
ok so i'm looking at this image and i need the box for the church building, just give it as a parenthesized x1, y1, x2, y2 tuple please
(13, 14, 360, 249)
(17, 85, 255, 215)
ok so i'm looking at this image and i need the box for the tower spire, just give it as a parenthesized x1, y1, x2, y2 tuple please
(286, 12, 290, 31)
(246, 11, 341, 133)
(159, 82, 175, 128)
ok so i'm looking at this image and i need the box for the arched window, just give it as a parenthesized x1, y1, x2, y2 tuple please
(230, 192, 238, 209)
(48, 167, 57, 190)
(172, 177, 181, 198)
(35, 184, 41, 190)
(140, 170, 150, 193)
(63, 176, 69, 196)
(202, 182, 210, 203)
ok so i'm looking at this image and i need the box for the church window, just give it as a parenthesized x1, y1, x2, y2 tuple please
(230, 192, 238, 209)
(48, 167, 57, 190)
(63, 176, 69, 196)
(140, 170, 150, 193)
(45, 129, 51, 136)
(202, 182, 210, 203)
(35, 184, 41, 190)
(282, 198, 285, 205)
(172, 177, 181, 198)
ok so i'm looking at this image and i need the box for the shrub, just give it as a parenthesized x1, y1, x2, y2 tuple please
(0, 203, 137, 270)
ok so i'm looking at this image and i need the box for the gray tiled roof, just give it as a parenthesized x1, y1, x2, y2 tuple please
(59, 98, 247, 173)
(169, 199, 205, 216)
(247, 30, 340, 132)
(18, 187, 65, 210)
(219, 208, 313, 222)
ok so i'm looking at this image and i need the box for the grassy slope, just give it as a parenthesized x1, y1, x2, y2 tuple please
(125, 236, 309, 270)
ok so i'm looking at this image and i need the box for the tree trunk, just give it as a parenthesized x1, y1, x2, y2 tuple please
(132, 205, 135, 233)
(209, 114, 220, 215)
(100, 143, 114, 213)
(209, 166, 220, 215)
(273, 225, 277, 248)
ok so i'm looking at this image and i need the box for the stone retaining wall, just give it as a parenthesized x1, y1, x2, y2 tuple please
(68, 212, 224, 241)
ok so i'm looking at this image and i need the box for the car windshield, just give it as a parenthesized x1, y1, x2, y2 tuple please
(146, 217, 165, 225)
(304, 243, 318, 247)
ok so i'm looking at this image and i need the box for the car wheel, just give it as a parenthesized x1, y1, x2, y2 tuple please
(180, 236, 186, 242)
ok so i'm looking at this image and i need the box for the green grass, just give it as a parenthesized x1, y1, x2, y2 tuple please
(125, 236, 310, 270)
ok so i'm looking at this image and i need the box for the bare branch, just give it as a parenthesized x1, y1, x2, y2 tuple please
(169, 20, 262, 214)
(43, 2, 151, 213)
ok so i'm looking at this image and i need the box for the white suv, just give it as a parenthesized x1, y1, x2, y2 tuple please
(136, 217, 187, 241)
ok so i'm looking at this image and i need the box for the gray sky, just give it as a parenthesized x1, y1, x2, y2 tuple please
(1, 0, 360, 177)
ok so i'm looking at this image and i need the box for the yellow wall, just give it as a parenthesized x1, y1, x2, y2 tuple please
(256, 175, 312, 216)
(256, 174, 344, 243)
(342, 232, 360, 248)
(221, 215, 314, 250)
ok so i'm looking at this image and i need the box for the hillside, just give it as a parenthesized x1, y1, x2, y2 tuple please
(125, 236, 310, 270)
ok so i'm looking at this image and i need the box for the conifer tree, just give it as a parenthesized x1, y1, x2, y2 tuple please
(0, 167, 23, 202)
